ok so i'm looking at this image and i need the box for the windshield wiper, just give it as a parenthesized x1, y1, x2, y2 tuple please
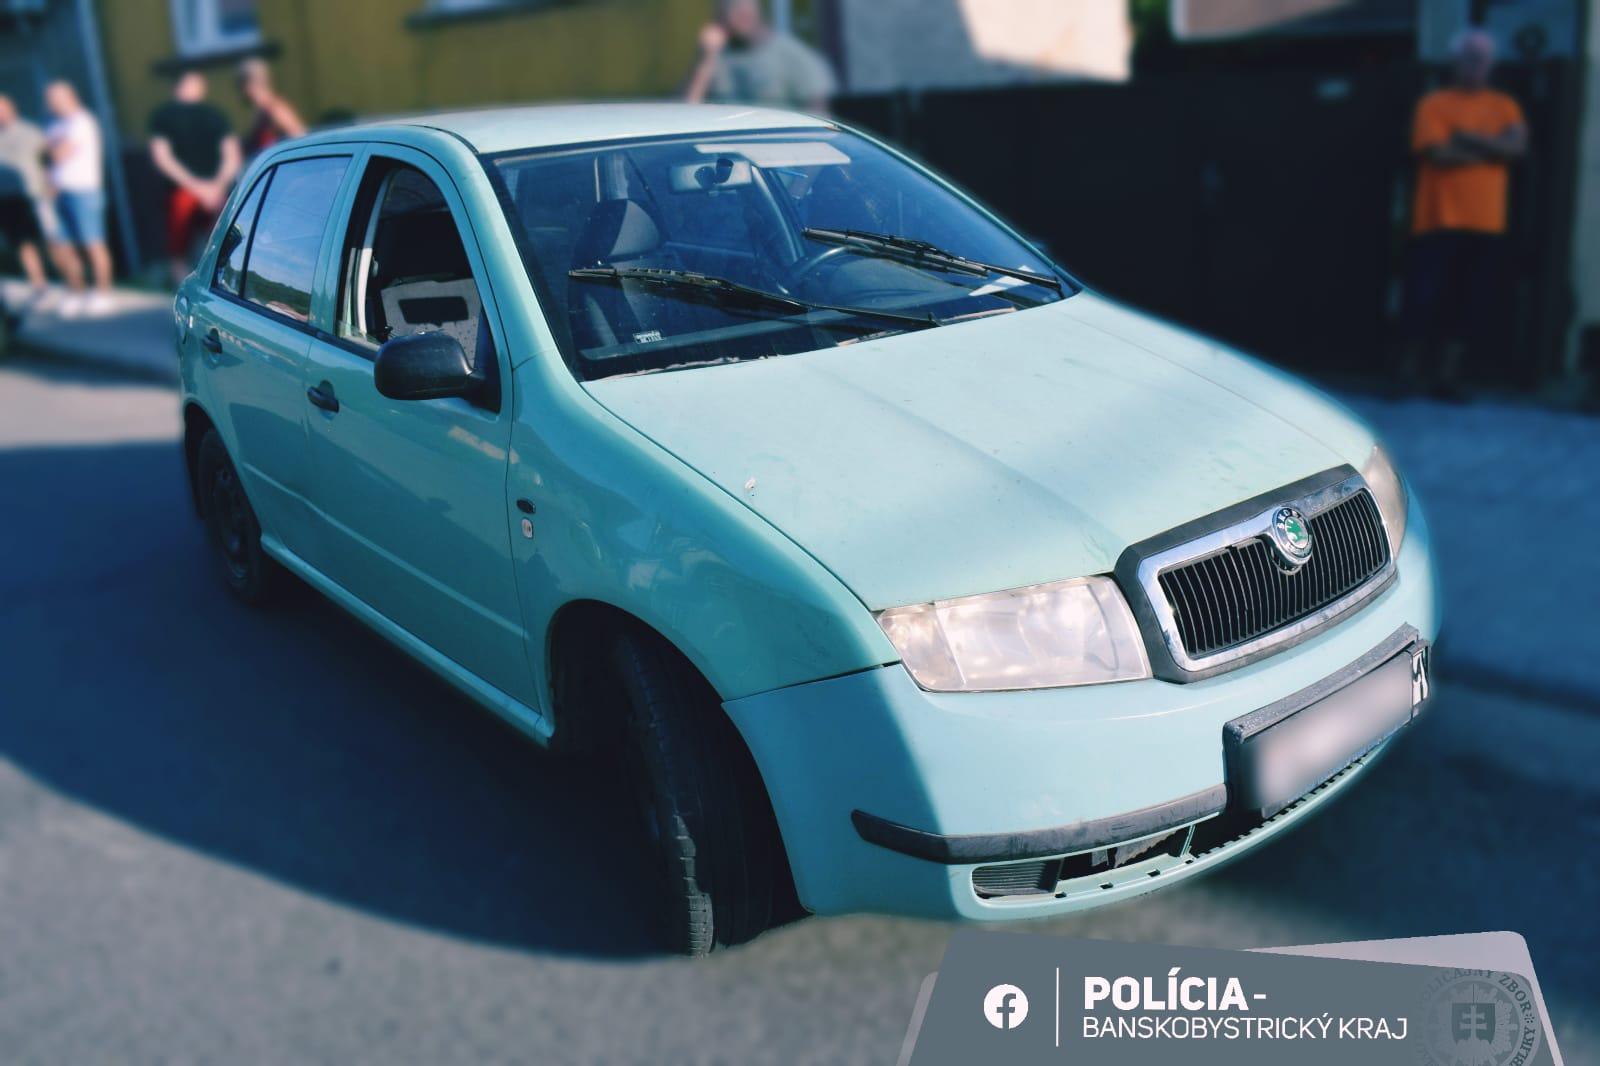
(801, 228, 1063, 291)
(568, 266, 940, 332)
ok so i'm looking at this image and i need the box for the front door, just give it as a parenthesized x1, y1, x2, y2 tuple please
(299, 149, 533, 707)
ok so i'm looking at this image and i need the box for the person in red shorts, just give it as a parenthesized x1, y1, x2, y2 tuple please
(149, 71, 239, 285)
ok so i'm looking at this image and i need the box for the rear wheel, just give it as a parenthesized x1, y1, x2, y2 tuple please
(197, 429, 280, 604)
(610, 626, 787, 955)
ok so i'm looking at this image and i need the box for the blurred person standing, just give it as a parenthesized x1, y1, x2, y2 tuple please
(237, 58, 305, 157)
(1404, 28, 1528, 398)
(0, 94, 53, 299)
(44, 80, 112, 316)
(683, 0, 836, 113)
(149, 71, 239, 285)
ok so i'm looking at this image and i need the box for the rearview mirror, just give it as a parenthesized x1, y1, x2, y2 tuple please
(374, 331, 481, 403)
(669, 156, 753, 192)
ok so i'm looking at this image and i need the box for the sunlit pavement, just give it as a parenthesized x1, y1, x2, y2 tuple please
(1, 356, 1596, 1065)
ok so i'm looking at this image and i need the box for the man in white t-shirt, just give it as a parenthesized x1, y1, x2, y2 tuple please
(45, 80, 112, 314)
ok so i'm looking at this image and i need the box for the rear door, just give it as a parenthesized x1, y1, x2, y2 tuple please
(189, 153, 352, 556)
(298, 146, 533, 707)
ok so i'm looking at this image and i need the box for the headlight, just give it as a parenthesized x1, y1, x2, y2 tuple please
(876, 576, 1151, 692)
(1360, 444, 1408, 558)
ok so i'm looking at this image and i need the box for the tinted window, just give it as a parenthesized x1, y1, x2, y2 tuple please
(338, 163, 490, 369)
(212, 174, 267, 296)
(243, 156, 349, 323)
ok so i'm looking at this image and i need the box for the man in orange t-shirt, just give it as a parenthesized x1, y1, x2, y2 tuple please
(1404, 29, 1527, 397)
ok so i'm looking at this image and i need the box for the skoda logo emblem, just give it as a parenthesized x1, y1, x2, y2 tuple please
(1270, 506, 1314, 567)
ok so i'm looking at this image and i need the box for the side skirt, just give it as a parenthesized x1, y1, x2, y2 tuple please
(261, 535, 554, 746)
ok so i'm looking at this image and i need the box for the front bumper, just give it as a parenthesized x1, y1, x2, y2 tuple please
(723, 498, 1438, 921)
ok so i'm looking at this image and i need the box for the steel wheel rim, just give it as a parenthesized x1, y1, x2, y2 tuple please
(207, 464, 251, 581)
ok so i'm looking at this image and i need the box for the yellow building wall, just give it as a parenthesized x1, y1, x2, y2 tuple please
(95, 1, 198, 137)
(96, 0, 714, 138)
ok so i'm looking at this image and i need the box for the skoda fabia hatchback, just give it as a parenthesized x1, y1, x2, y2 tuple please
(176, 104, 1438, 955)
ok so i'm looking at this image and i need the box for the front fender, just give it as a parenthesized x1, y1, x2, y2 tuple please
(507, 361, 895, 715)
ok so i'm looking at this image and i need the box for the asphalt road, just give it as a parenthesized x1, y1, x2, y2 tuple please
(2, 356, 1596, 1064)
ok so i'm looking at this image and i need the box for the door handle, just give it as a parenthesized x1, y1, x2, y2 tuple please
(306, 381, 340, 413)
(200, 329, 222, 354)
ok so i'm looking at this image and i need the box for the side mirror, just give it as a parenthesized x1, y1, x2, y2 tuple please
(373, 331, 480, 403)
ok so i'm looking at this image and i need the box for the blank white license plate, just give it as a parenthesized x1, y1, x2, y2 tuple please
(1227, 650, 1424, 812)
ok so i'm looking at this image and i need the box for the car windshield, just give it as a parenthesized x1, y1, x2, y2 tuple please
(488, 129, 1073, 379)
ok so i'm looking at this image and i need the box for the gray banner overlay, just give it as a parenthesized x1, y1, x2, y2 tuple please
(903, 932, 1560, 1066)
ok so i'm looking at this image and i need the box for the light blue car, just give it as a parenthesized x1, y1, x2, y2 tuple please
(175, 104, 1438, 955)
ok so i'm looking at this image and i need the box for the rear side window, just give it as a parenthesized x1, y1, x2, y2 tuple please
(212, 174, 267, 296)
(241, 156, 349, 323)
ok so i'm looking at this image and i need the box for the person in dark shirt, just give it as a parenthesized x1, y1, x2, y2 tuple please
(149, 71, 239, 284)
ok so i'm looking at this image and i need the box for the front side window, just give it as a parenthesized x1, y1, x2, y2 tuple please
(241, 156, 349, 324)
(337, 162, 492, 371)
(491, 129, 1070, 379)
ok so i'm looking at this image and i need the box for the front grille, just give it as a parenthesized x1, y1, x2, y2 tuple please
(1156, 490, 1389, 660)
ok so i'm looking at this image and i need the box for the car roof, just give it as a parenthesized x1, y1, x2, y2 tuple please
(336, 102, 835, 156)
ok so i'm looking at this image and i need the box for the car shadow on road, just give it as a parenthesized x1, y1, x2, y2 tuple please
(9, 438, 1597, 992)
(0, 439, 660, 958)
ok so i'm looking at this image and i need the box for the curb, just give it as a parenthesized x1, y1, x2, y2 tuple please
(2, 298, 180, 386)
(7, 334, 181, 386)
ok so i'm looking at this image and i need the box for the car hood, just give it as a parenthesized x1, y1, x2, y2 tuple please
(584, 293, 1372, 611)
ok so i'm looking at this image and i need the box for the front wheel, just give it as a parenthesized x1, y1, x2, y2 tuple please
(610, 627, 790, 956)
(196, 429, 280, 604)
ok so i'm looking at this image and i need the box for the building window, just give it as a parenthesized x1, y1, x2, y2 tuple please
(426, 0, 511, 11)
(407, 0, 567, 29)
(171, 0, 261, 57)
(425, 0, 558, 15)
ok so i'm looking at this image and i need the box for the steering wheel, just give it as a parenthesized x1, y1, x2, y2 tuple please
(785, 244, 854, 292)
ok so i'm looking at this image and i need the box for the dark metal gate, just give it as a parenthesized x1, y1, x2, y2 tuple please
(837, 60, 1580, 390)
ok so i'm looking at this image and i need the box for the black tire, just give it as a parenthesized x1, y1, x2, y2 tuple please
(196, 429, 280, 604)
(611, 626, 786, 956)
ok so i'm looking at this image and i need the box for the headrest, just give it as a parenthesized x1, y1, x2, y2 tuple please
(375, 208, 471, 281)
(571, 199, 662, 266)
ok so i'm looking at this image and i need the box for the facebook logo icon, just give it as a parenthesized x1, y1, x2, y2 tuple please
(983, 984, 1029, 1030)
